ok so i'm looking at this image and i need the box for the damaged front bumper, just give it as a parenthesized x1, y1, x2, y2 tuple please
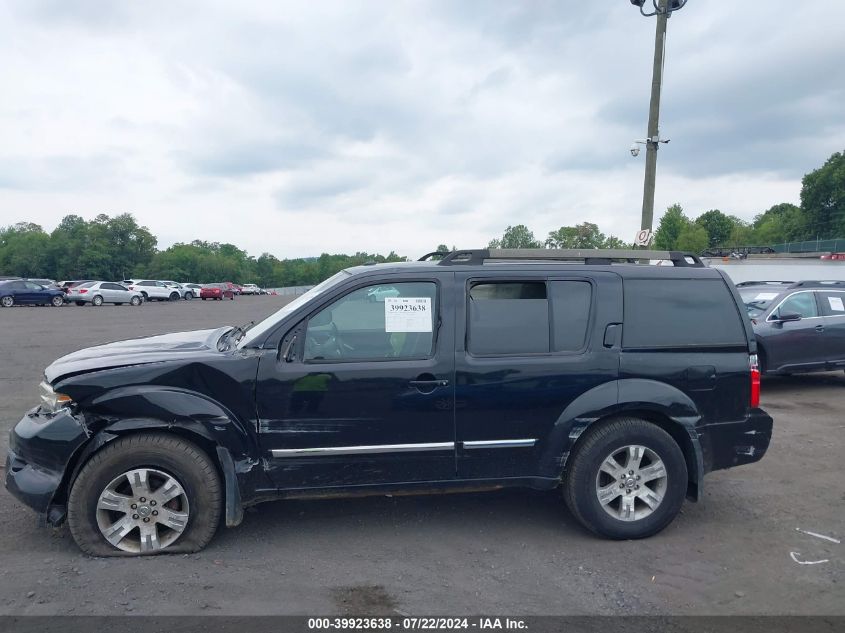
(5, 406, 90, 524)
(698, 407, 773, 474)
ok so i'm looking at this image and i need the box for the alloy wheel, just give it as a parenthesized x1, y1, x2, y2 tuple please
(595, 445, 668, 522)
(95, 468, 190, 553)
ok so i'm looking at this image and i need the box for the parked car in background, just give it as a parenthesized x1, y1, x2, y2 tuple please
(65, 281, 143, 307)
(200, 283, 235, 300)
(59, 280, 95, 296)
(181, 283, 203, 299)
(123, 280, 181, 302)
(737, 280, 845, 375)
(367, 285, 401, 302)
(0, 279, 65, 307)
(241, 284, 260, 295)
(161, 281, 195, 300)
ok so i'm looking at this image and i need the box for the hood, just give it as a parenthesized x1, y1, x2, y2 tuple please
(45, 326, 232, 383)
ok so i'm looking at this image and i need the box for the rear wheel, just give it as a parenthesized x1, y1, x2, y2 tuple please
(92, 295, 104, 306)
(51, 295, 64, 307)
(169, 292, 180, 301)
(1, 296, 13, 307)
(563, 417, 687, 540)
(140, 291, 149, 302)
(67, 434, 222, 556)
(184, 292, 194, 300)
(130, 296, 141, 306)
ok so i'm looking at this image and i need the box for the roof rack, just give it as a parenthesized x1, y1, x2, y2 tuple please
(417, 251, 450, 261)
(735, 280, 795, 287)
(435, 248, 704, 268)
(790, 280, 845, 288)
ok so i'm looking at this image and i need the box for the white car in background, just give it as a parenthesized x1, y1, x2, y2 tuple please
(180, 283, 203, 299)
(66, 281, 143, 306)
(161, 280, 196, 300)
(123, 280, 181, 302)
(241, 283, 260, 295)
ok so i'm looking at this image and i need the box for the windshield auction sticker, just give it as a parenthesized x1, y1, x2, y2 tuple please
(385, 297, 432, 332)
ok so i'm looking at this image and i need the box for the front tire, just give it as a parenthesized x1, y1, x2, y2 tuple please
(563, 417, 687, 540)
(130, 296, 141, 306)
(184, 292, 193, 300)
(67, 434, 222, 556)
(169, 292, 180, 301)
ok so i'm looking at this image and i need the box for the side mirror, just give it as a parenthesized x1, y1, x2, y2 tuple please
(776, 312, 802, 323)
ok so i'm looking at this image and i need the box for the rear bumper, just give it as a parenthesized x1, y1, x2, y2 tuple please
(5, 407, 89, 523)
(698, 408, 773, 474)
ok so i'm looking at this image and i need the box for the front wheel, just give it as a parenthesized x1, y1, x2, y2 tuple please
(184, 292, 193, 300)
(169, 292, 180, 302)
(140, 292, 149, 302)
(67, 434, 222, 556)
(563, 417, 687, 540)
(51, 295, 64, 307)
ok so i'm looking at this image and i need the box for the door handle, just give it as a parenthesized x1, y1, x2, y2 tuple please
(409, 379, 449, 388)
(815, 325, 825, 333)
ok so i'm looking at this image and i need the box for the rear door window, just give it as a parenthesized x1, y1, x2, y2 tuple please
(817, 291, 845, 317)
(624, 279, 747, 348)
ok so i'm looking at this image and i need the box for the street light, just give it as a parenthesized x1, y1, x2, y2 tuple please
(630, 0, 688, 242)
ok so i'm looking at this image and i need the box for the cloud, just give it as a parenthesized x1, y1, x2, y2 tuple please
(1, 0, 843, 259)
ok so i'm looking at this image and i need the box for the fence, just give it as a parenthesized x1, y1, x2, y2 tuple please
(771, 239, 845, 253)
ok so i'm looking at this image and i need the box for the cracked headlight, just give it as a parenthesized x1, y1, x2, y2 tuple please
(39, 381, 72, 413)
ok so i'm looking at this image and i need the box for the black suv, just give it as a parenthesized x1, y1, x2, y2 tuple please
(737, 279, 845, 375)
(6, 249, 772, 555)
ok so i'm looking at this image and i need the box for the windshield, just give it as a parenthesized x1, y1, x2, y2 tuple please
(238, 270, 352, 347)
(738, 288, 780, 319)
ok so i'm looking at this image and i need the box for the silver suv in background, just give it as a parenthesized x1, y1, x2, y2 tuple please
(66, 282, 142, 306)
(123, 280, 181, 302)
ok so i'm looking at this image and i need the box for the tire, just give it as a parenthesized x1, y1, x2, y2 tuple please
(51, 295, 64, 307)
(92, 295, 104, 306)
(130, 296, 141, 306)
(201, 297, 207, 301)
(230, 295, 234, 301)
(169, 292, 180, 302)
(1, 295, 13, 307)
(184, 292, 193, 300)
(140, 292, 149, 302)
(563, 417, 687, 540)
(67, 433, 222, 556)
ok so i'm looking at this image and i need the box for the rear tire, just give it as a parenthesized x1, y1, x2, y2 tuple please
(563, 417, 687, 540)
(92, 295, 104, 306)
(51, 295, 64, 307)
(67, 433, 222, 556)
(184, 292, 193, 300)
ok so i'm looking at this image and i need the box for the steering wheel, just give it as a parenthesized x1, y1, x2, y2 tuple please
(305, 323, 343, 359)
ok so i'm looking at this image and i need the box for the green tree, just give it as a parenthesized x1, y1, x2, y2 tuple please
(603, 235, 629, 249)
(546, 222, 606, 249)
(695, 209, 735, 247)
(752, 203, 804, 245)
(800, 150, 845, 239)
(653, 204, 688, 250)
(488, 225, 542, 249)
(676, 223, 709, 253)
(0, 222, 51, 277)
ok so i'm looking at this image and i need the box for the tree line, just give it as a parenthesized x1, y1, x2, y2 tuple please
(3, 150, 842, 285)
(0, 213, 403, 287)
(483, 149, 845, 252)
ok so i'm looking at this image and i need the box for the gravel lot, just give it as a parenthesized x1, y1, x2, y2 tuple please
(0, 296, 842, 615)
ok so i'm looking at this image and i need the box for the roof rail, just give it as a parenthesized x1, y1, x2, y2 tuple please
(418, 251, 450, 261)
(436, 248, 704, 268)
(790, 280, 845, 288)
(735, 280, 795, 287)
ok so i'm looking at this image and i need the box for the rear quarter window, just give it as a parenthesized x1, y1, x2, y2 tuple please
(623, 278, 747, 348)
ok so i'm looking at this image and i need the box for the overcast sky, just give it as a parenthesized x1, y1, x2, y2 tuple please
(1, 1, 844, 259)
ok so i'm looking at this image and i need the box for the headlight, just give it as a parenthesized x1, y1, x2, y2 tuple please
(39, 381, 72, 413)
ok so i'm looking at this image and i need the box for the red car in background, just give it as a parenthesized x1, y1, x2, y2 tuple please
(200, 283, 235, 300)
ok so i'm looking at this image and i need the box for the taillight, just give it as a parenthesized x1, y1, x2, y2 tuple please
(749, 354, 760, 408)
(79, 289, 88, 294)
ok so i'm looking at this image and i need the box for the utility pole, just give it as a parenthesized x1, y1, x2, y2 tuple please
(640, 0, 669, 234)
